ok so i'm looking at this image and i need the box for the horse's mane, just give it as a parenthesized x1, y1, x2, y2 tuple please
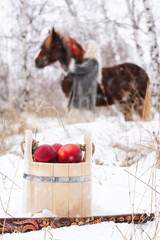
(57, 31, 85, 66)
(56, 30, 70, 40)
(46, 29, 73, 67)
(41, 29, 70, 49)
(58, 32, 72, 67)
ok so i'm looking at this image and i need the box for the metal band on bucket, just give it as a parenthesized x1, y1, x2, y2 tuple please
(23, 173, 91, 183)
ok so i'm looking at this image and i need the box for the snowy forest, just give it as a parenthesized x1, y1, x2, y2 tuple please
(0, 0, 159, 114)
(0, 1, 160, 240)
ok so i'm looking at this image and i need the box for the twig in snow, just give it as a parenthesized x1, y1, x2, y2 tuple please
(124, 169, 160, 195)
(0, 197, 14, 218)
(0, 171, 21, 189)
(35, 99, 70, 139)
(1, 159, 20, 238)
(116, 225, 128, 240)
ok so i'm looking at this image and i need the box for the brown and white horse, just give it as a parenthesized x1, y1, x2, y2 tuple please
(35, 27, 151, 121)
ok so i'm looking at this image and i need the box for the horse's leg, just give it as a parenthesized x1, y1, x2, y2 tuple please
(61, 75, 73, 97)
(132, 93, 144, 119)
(68, 88, 74, 111)
(120, 100, 133, 121)
(95, 83, 106, 106)
(132, 82, 151, 121)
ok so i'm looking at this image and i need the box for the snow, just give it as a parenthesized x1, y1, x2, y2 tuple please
(1, 109, 160, 239)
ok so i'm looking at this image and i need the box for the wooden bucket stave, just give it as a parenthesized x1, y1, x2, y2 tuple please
(23, 130, 92, 217)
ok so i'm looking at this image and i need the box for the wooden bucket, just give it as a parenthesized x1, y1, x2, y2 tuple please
(23, 130, 92, 217)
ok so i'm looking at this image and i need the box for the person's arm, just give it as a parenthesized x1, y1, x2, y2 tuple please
(74, 59, 98, 75)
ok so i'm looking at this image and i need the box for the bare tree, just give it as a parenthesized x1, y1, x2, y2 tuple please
(63, 0, 88, 43)
(125, 0, 144, 65)
(0, 27, 10, 112)
(7, 0, 51, 111)
(0, 60, 9, 111)
(101, 1, 121, 63)
(142, 0, 160, 107)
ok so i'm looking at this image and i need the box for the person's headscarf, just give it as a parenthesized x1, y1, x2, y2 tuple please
(85, 40, 102, 83)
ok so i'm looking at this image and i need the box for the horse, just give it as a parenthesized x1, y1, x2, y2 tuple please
(35, 27, 151, 121)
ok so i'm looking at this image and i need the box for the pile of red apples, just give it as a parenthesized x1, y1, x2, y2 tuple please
(33, 143, 84, 163)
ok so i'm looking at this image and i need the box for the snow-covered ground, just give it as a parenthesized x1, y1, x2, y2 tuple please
(0, 108, 160, 239)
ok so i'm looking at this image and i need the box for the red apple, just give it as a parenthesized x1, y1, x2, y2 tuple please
(33, 144, 57, 163)
(58, 144, 82, 163)
(51, 143, 63, 162)
(52, 143, 63, 154)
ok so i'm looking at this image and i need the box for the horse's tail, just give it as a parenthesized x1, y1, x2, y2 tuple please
(142, 81, 152, 121)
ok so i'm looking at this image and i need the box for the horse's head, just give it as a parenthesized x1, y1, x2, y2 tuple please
(35, 28, 68, 69)
(35, 27, 85, 69)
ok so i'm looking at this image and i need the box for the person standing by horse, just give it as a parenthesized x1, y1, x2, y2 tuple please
(35, 28, 151, 121)
(68, 40, 102, 112)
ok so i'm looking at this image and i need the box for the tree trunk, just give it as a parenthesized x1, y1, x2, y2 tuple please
(142, 0, 160, 108)
(101, 1, 121, 63)
(125, 0, 144, 65)
(64, 0, 87, 43)
(21, 0, 30, 112)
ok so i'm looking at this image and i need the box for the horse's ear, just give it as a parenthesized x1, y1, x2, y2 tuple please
(52, 27, 56, 35)
(51, 27, 60, 43)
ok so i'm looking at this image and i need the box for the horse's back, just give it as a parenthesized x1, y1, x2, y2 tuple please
(102, 62, 149, 102)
